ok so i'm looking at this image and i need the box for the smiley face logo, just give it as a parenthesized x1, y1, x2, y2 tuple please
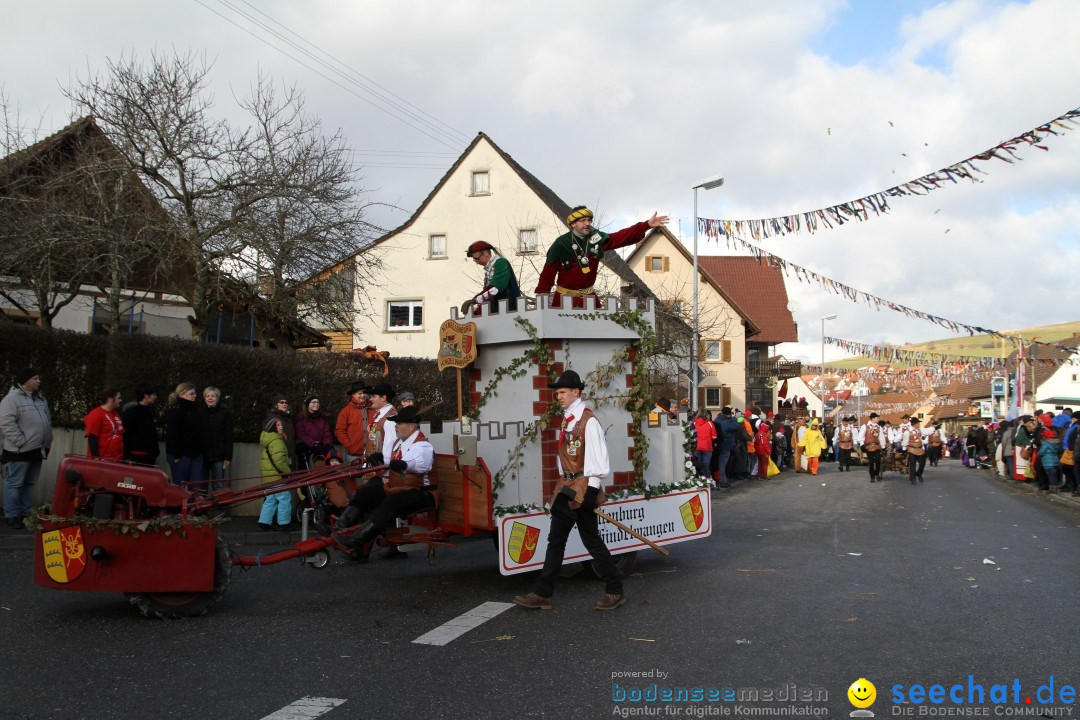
(847, 678, 876, 709)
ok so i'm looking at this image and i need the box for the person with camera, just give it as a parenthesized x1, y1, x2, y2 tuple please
(514, 370, 625, 612)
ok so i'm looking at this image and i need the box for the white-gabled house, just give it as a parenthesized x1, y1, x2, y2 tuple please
(326, 133, 652, 356)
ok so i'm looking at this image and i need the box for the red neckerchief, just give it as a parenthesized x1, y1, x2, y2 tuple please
(392, 431, 426, 462)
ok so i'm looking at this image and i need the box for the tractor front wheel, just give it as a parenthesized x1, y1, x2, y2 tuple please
(127, 536, 232, 619)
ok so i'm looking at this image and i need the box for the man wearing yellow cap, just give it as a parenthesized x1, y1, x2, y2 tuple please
(535, 206, 668, 304)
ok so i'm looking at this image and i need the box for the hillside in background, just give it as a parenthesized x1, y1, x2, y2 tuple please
(827, 319, 1080, 370)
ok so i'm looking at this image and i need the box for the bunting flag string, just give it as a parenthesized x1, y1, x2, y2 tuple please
(695, 224, 1080, 355)
(824, 336, 1079, 367)
(697, 106, 1080, 240)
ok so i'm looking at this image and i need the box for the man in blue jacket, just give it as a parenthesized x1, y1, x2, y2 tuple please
(712, 406, 741, 489)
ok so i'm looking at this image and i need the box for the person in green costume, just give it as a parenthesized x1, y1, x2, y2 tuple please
(461, 240, 521, 315)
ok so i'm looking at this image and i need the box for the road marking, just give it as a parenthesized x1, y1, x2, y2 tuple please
(259, 697, 346, 720)
(412, 601, 514, 646)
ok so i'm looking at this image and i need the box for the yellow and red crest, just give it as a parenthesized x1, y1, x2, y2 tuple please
(437, 319, 479, 371)
(506, 521, 541, 564)
(41, 526, 87, 584)
(679, 495, 704, 532)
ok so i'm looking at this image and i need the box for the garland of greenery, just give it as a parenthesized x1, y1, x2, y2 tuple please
(563, 309, 655, 492)
(483, 307, 700, 517)
(23, 505, 229, 538)
(683, 419, 712, 483)
(475, 317, 560, 504)
(468, 316, 555, 422)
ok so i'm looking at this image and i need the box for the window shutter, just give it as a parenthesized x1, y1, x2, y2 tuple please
(698, 340, 707, 360)
(722, 387, 732, 407)
(721, 340, 732, 362)
(662, 257, 670, 271)
(698, 386, 706, 411)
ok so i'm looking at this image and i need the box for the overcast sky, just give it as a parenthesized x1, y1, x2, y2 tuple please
(3, 0, 1078, 364)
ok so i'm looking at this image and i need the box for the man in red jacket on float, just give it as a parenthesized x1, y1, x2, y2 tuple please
(535, 206, 668, 307)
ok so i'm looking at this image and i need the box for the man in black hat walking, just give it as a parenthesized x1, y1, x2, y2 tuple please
(858, 412, 884, 483)
(514, 370, 626, 611)
(461, 241, 521, 315)
(902, 416, 928, 484)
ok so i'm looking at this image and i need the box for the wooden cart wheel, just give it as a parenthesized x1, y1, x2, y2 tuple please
(588, 551, 637, 580)
(127, 536, 232, 619)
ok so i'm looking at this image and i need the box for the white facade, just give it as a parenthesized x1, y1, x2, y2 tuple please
(779, 377, 824, 417)
(0, 284, 192, 338)
(346, 135, 625, 358)
(1035, 355, 1080, 414)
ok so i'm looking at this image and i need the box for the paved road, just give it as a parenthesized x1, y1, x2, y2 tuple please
(1, 461, 1077, 720)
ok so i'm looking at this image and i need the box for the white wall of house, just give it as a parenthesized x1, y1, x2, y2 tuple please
(625, 231, 747, 410)
(1035, 355, 1080, 414)
(348, 137, 624, 358)
(780, 377, 824, 417)
(1, 284, 192, 337)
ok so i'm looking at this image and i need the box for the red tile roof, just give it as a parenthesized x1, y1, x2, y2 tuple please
(697, 256, 799, 344)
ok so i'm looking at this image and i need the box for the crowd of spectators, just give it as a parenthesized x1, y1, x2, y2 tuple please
(0, 367, 422, 531)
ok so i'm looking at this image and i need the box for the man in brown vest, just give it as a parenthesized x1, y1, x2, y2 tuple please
(927, 421, 944, 467)
(859, 413, 884, 483)
(834, 416, 856, 471)
(903, 416, 928, 484)
(333, 405, 435, 561)
(514, 370, 625, 611)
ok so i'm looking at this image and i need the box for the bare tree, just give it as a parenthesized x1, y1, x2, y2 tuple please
(0, 94, 98, 328)
(65, 51, 262, 340)
(231, 76, 382, 337)
(65, 51, 378, 341)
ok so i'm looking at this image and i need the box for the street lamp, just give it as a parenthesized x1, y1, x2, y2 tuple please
(691, 173, 725, 412)
(821, 314, 837, 419)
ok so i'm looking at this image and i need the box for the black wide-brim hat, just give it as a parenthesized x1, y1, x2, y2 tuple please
(548, 370, 585, 390)
(394, 405, 422, 425)
(347, 380, 373, 395)
(370, 382, 395, 400)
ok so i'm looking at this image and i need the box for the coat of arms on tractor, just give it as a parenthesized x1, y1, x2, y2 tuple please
(41, 526, 87, 583)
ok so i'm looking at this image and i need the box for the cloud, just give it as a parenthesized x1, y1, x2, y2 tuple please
(1, 0, 1077, 365)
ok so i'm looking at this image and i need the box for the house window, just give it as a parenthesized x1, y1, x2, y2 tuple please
(670, 299, 684, 315)
(518, 228, 538, 254)
(704, 339, 732, 362)
(705, 387, 732, 408)
(471, 171, 489, 196)
(647, 256, 669, 272)
(429, 234, 446, 259)
(387, 300, 423, 331)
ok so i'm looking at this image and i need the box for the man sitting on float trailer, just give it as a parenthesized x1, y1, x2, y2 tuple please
(333, 405, 436, 562)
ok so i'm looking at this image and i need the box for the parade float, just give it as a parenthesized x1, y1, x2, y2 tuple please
(29, 292, 711, 617)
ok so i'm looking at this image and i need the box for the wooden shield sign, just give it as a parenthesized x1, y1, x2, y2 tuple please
(437, 319, 478, 371)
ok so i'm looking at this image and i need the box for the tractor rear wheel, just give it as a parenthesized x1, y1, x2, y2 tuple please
(128, 536, 232, 619)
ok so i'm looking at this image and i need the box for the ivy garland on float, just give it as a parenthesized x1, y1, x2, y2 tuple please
(482, 310, 708, 518)
(23, 507, 228, 537)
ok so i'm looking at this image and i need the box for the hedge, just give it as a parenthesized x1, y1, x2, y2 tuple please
(0, 324, 459, 442)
